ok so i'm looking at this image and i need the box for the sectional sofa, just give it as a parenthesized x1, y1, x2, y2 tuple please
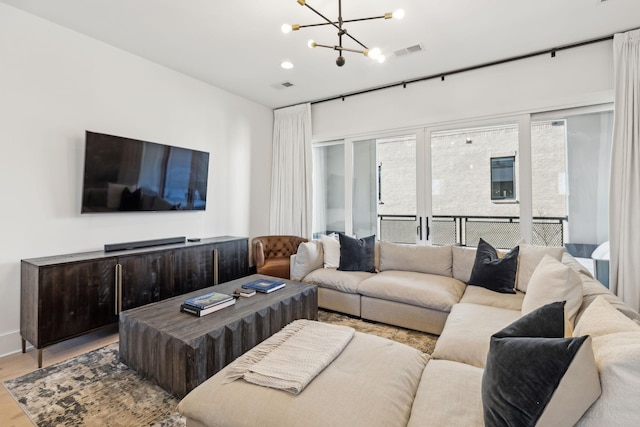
(178, 236, 640, 426)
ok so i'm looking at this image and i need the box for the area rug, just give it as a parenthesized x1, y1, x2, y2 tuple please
(317, 310, 438, 354)
(3, 343, 184, 427)
(3, 311, 437, 426)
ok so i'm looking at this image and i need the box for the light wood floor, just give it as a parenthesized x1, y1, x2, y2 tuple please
(0, 325, 119, 427)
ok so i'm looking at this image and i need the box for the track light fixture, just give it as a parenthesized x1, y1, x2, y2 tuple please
(282, 0, 404, 67)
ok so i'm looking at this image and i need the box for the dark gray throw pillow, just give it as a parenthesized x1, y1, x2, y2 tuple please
(482, 301, 601, 427)
(338, 234, 376, 273)
(468, 238, 518, 293)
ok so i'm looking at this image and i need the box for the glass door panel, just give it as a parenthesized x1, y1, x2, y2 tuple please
(430, 124, 520, 249)
(530, 120, 568, 246)
(312, 143, 345, 239)
(352, 135, 417, 243)
(531, 109, 612, 274)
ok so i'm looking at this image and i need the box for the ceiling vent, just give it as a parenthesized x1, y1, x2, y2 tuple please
(394, 43, 424, 58)
(270, 81, 295, 90)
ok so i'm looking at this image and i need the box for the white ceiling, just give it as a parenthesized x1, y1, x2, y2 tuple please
(3, 0, 640, 109)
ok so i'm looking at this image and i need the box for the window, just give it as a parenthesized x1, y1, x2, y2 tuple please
(491, 156, 516, 201)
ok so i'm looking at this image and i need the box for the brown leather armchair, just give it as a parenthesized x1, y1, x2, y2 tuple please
(252, 235, 308, 279)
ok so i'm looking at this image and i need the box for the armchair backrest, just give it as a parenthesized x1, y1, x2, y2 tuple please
(252, 235, 309, 267)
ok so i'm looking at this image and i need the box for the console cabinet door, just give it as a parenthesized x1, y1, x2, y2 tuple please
(118, 251, 173, 311)
(37, 259, 117, 347)
(170, 245, 215, 298)
(215, 238, 249, 284)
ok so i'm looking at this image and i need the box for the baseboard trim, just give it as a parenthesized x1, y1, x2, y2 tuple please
(0, 329, 27, 359)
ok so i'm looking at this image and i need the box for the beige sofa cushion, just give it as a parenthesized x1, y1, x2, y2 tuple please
(407, 360, 484, 427)
(562, 251, 594, 278)
(516, 244, 566, 292)
(521, 255, 583, 326)
(178, 332, 428, 427)
(357, 270, 465, 312)
(452, 245, 477, 283)
(432, 302, 520, 368)
(575, 271, 640, 323)
(574, 296, 640, 338)
(459, 284, 525, 311)
(304, 268, 373, 294)
(379, 241, 453, 277)
(576, 331, 640, 427)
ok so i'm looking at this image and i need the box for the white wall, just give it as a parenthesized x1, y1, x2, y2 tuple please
(0, 4, 273, 356)
(312, 42, 614, 140)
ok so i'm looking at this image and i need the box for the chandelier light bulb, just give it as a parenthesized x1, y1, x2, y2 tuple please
(281, 61, 294, 69)
(393, 9, 405, 20)
(368, 47, 382, 60)
(282, 24, 293, 34)
(307, 39, 317, 48)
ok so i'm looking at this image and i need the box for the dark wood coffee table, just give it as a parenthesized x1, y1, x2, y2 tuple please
(119, 274, 317, 398)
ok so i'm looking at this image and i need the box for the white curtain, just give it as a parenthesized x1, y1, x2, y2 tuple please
(610, 29, 640, 312)
(270, 103, 313, 238)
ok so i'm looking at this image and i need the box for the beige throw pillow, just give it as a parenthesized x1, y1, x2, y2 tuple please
(521, 255, 583, 326)
(517, 244, 565, 292)
(290, 240, 324, 281)
(320, 234, 340, 269)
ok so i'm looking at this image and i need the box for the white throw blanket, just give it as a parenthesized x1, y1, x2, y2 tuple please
(224, 319, 355, 394)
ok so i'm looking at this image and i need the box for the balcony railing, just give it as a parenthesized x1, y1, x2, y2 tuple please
(378, 214, 568, 248)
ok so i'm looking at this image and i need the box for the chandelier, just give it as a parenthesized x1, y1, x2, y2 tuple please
(281, 0, 405, 67)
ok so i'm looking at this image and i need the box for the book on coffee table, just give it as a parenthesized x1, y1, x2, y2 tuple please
(180, 298, 236, 317)
(232, 288, 256, 297)
(184, 290, 234, 310)
(241, 278, 286, 293)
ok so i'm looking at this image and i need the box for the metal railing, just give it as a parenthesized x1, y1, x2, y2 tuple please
(379, 214, 568, 248)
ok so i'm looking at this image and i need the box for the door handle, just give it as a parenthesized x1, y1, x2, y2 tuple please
(425, 217, 430, 241)
(114, 264, 122, 315)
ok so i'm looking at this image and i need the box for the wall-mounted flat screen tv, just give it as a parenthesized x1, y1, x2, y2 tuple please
(81, 131, 209, 213)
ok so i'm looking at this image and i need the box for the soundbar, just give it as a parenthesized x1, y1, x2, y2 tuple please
(104, 236, 186, 252)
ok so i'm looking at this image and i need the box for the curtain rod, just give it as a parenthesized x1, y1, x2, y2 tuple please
(304, 27, 639, 106)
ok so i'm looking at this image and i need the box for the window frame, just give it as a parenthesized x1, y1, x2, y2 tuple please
(490, 155, 517, 201)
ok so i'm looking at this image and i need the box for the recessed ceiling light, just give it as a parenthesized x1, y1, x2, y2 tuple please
(281, 61, 294, 69)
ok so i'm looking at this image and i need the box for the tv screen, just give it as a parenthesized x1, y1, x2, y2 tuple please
(81, 131, 209, 213)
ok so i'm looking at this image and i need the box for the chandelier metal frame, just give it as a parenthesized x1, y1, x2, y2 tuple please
(282, 0, 404, 66)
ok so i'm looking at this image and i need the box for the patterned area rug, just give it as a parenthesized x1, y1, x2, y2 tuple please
(3, 310, 438, 426)
(318, 310, 439, 354)
(3, 343, 183, 427)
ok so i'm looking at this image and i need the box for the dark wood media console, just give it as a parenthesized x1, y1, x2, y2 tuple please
(20, 236, 249, 367)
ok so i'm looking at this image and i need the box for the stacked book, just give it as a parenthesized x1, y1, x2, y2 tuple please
(242, 278, 286, 293)
(180, 290, 235, 317)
